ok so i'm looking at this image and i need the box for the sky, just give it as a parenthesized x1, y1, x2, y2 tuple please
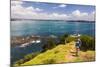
(11, 1, 95, 21)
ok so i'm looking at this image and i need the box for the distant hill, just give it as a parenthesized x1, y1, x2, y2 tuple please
(11, 18, 95, 23)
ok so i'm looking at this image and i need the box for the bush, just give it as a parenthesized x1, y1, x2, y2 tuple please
(42, 38, 56, 52)
(59, 33, 69, 44)
(24, 52, 40, 62)
(24, 53, 33, 61)
(47, 38, 56, 49)
(80, 35, 95, 51)
(66, 36, 76, 43)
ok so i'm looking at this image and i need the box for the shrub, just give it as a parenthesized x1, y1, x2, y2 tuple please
(66, 36, 76, 43)
(24, 53, 33, 61)
(47, 38, 56, 49)
(42, 38, 56, 52)
(59, 33, 69, 44)
(80, 35, 95, 51)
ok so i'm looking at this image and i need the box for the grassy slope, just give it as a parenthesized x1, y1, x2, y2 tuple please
(21, 41, 95, 66)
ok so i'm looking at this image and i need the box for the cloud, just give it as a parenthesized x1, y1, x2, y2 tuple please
(68, 10, 95, 21)
(26, 6, 43, 12)
(11, 1, 68, 20)
(72, 10, 88, 17)
(58, 4, 67, 8)
(11, 1, 95, 21)
(11, 1, 23, 6)
(53, 4, 67, 9)
(51, 13, 67, 17)
(48, 13, 68, 20)
(11, 1, 43, 19)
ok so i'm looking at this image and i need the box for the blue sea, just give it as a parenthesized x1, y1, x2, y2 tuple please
(11, 20, 95, 64)
(11, 20, 95, 37)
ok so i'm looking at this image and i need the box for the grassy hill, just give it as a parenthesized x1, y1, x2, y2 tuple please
(17, 41, 95, 66)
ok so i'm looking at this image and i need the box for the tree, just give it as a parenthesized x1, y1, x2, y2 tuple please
(59, 33, 69, 44)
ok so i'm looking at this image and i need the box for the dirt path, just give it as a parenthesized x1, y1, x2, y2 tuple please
(65, 43, 79, 62)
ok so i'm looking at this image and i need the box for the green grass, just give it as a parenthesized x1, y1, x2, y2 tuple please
(14, 41, 95, 66)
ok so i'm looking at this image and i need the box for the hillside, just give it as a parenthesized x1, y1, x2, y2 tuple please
(18, 41, 95, 66)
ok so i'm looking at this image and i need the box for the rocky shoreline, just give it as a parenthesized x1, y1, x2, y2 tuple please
(11, 35, 41, 47)
(11, 35, 58, 47)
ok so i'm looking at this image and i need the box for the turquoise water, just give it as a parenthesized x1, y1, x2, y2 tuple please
(11, 20, 95, 36)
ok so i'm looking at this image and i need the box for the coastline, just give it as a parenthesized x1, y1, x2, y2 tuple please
(11, 34, 95, 66)
(11, 35, 58, 47)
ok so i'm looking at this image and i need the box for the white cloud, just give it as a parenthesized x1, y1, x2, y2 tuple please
(11, 1, 23, 6)
(11, 1, 95, 21)
(69, 10, 94, 21)
(11, 1, 43, 19)
(51, 13, 67, 17)
(11, 1, 68, 20)
(35, 8, 43, 11)
(48, 13, 68, 20)
(53, 4, 67, 9)
(72, 10, 88, 17)
(59, 4, 67, 8)
(72, 10, 81, 16)
(26, 6, 43, 12)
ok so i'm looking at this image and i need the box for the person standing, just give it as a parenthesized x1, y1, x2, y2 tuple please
(75, 38, 82, 56)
